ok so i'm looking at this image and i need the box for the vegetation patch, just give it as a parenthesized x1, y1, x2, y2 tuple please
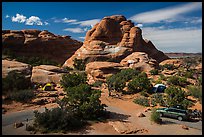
(133, 97, 150, 107)
(150, 108, 162, 124)
(32, 72, 107, 133)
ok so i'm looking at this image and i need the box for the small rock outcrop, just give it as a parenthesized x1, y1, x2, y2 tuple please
(2, 59, 32, 79)
(2, 29, 83, 64)
(85, 61, 124, 84)
(31, 65, 67, 84)
(120, 52, 159, 72)
(63, 15, 169, 68)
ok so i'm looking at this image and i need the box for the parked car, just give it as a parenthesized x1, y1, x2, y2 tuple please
(156, 107, 190, 121)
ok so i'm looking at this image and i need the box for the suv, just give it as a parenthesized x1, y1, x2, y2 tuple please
(156, 107, 190, 121)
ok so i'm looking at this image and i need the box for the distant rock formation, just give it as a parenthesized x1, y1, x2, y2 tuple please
(63, 15, 169, 67)
(2, 29, 83, 64)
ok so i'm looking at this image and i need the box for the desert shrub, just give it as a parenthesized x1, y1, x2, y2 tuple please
(151, 93, 167, 107)
(187, 85, 202, 104)
(161, 64, 176, 70)
(150, 108, 162, 124)
(73, 58, 86, 71)
(167, 76, 188, 87)
(2, 70, 31, 93)
(6, 89, 35, 103)
(106, 74, 126, 93)
(127, 72, 152, 94)
(150, 69, 159, 75)
(154, 78, 163, 85)
(106, 68, 141, 93)
(133, 97, 150, 107)
(140, 91, 149, 97)
(150, 98, 157, 107)
(64, 84, 106, 120)
(118, 68, 140, 81)
(183, 69, 195, 79)
(92, 80, 103, 87)
(182, 57, 199, 71)
(33, 73, 107, 133)
(165, 86, 193, 109)
(33, 107, 85, 132)
(60, 72, 87, 89)
(62, 66, 73, 72)
(198, 75, 202, 86)
(159, 74, 167, 81)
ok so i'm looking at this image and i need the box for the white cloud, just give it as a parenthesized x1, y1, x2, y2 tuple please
(79, 36, 85, 39)
(25, 16, 43, 25)
(44, 21, 49, 25)
(142, 27, 202, 53)
(72, 19, 100, 27)
(62, 18, 77, 23)
(63, 28, 84, 33)
(136, 23, 143, 28)
(11, 13, 26, 23)
(5, 15, 10, 18)
(129, 2, 202, 23)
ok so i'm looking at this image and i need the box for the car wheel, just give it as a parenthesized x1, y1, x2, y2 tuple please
(159, 113, 163, 117)
(178, 116, 183, 121)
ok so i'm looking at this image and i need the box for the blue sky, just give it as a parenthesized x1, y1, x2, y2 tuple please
(2, 2, 202, 53)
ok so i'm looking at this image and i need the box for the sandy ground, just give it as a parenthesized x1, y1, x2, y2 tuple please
(2, 86, 202, 135)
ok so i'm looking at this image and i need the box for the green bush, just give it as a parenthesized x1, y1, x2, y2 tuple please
(2, 70, 31, 93)
(133, 97, 150, 107)
(140, 91, 149, 97)
(150, 69, 159, 75)
(6, 89, 35, 103)
(64, 84, 106, 120)
(127, 72, 152, 94)
(60, 72, 87, 89)
(73, 58, 86, 71)
(33, 72, 107, 133)
(150, 108, 162, 124)
(33, 107, 85, 132)
(92, 80, 103, 87)
(167, 76, 188, 87)
(161, 64, 176, 70)
(151, 93, 167, 107)
(106, 68, 140, 93)
(165, 86, 193, 109)
(106, 74, 126, 93)
(187, 85, 202, 104)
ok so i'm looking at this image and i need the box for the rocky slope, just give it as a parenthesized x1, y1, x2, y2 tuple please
(2, 29, 83, 64)
(63, 15, 169, 68)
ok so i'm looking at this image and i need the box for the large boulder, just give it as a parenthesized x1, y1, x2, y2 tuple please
(120, 52, 159, 72)
(2, 59, 32, 79)
(31, 65, 67, 84)
(63, 15, 169, 68)
(85, 61, 124, 84)
(2, 29, 83, 64)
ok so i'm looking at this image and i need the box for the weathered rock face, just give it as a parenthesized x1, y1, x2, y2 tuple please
(2, 59, 32, 79)
(85, 61, 124, 84)
(159, 59, 183, 68)
(2, 29, 83, 64)
(31, 65, 67, 84)
(63, 15, 169, 68)
(120, 52, 159, 72)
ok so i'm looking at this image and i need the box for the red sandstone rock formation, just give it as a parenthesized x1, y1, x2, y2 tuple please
(2, 29, 83, 64)
(63, 15, 169, 68)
